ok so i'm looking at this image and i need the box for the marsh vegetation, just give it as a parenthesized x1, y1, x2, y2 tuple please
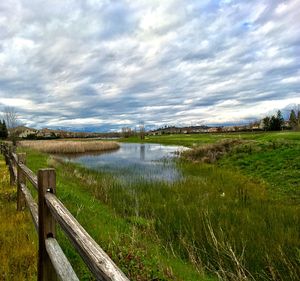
(2, 131, 299, 280)
(20, 140, 119, 154)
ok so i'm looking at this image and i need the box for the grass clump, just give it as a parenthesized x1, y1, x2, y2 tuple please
(20, 140, 119, 154)
(181, 139, 245, 163)
(0, 156, 37, 281)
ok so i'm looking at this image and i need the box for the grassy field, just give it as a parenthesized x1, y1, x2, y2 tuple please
(0, 156, 37, 281)
(218, 138, 300, 202)
(1, 131, 299, 280)
(119, 131, 300, 147)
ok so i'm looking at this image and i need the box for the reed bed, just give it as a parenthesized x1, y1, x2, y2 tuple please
(20, 140, 119, 154)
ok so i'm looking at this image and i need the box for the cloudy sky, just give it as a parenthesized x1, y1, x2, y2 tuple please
(0, 0, 300, 131)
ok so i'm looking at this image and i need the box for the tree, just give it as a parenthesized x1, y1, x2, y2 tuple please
(270, 110, 284, 131)
(263, 116, 271, 131)
(121, 127, 133, 138)
(262, 110, 284, 131)
(288, 106, 300, 130)
(2, 120, 8, 139)
(277, 110, 284, 126)
(139, 121, 145, 140)
(3, 107, 19, 145)
(289, 110, 297, 128)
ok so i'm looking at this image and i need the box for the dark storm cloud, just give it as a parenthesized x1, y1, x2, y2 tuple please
(0, 0, 299, 130)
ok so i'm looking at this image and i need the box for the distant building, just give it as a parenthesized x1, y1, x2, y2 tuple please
(207, 127, 220, 133)
(14, 126, 37, 138)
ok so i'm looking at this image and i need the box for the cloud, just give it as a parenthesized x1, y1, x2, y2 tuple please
(0, 0, 299, 130)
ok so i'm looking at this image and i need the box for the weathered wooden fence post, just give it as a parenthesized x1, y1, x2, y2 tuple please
(38, 169, 57, 281)
(8, 146, 14, 186)
(17, 153, 26, 211)
(3, 145, 9, 165)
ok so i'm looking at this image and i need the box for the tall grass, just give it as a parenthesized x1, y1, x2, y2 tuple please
(0, 157, 37, 280)
(20, 140, 119, 154)
(20, 135, 300, 280)
(23, 149, 210, 281)
(59, 160, 299, 281)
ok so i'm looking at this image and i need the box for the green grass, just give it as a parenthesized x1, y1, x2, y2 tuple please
(0, 156, 37, 281)
(119, 131, 300, 147)
(22, 149, 213, 281)
(7, 131, 299, 280)
(21, 136, 300, 280)
(219, 139, 300, 202)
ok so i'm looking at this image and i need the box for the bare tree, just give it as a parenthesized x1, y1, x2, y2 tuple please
(3, 107, 19, 145)
(121, 127, 133, 138)
(289, 104, 300, 130)
(139, 121, 145, 140)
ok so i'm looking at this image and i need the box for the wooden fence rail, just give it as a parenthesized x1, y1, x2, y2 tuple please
(0, 143, 129, 281)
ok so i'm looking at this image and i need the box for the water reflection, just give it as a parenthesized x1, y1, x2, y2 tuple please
(140, 144, 145, 161)
(59, 143, 187, 183)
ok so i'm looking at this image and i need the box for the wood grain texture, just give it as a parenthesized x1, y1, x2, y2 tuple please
(21, 183, 38, 232)
(45, 238, 79, 281)
(45, 193, 129, 281)
(38, 169, 58, 281)
(19, 163, 38, 190)
(17, 153, 26, 211)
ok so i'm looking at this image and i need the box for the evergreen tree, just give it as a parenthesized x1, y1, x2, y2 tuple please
(263, 116, 271, 131)
(262, 110, 284, 131)
(289, 110, 297, 128)
(2, 120, 8, 139)
(276, 110, 284, 130)
(269, 115, 278, 130)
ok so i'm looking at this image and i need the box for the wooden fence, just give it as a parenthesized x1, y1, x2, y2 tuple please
(0, 143, 129, 281)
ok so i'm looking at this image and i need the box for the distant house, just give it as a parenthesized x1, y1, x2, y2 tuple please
(36, 128, 54, 138)
(222, 126, 236, 132)
(208, 127, 220, 133)
(14, 126, 37, 138)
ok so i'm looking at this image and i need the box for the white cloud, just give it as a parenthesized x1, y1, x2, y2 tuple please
(0, 0, 299, 130)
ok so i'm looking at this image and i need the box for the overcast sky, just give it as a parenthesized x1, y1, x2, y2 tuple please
(0, 0, 300, 131)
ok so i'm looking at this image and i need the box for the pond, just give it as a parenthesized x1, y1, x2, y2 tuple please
(59, 143, 187, 183)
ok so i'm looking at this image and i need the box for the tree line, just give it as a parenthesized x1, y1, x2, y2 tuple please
(262, 110, 284, 131)
(262, 108, 300, 131)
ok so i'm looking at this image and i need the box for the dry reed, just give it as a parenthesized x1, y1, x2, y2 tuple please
(20, 140, 120, 154)
(181, 139, 245, 163)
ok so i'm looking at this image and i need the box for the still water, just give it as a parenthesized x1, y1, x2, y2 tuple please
(60, 143, 186, 183)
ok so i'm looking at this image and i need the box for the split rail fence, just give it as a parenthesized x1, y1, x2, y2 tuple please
(0, 143, 129, 281)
